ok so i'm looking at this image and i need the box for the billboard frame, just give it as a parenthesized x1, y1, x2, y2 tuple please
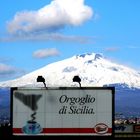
(10, 87, 115, 138)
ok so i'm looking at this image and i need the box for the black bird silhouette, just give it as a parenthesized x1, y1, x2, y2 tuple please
(14, 92, 42, 111)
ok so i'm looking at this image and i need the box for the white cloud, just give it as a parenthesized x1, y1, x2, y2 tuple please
(0, 33, 94, 44)
(7, 0, 93, 35)
(0, 63, 16, 74)
(104, 47, 120, 52)
(33, 48, 60, 59)
(0, 63, 25, 79)
(0, 57, 13, 63)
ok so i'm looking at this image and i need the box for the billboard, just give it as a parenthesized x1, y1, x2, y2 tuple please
(11, 87, 114, 136)
(134, 125, 140, 133)
(115, 125, 133, 133)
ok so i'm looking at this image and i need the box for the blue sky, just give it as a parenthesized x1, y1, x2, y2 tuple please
(0, 0, 140, 82)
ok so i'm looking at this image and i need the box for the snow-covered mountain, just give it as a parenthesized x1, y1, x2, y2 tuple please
(0, 53, 140, 88)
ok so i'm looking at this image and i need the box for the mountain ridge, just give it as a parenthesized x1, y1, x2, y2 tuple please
(0, 52, 140, 88)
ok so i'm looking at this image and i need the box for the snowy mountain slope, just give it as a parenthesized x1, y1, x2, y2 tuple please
(0, 53, 140, 88)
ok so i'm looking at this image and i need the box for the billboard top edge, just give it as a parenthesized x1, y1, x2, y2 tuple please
(11, 86, 115, 91)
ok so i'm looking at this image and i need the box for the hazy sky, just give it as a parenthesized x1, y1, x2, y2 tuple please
(0, 0, 140, 82)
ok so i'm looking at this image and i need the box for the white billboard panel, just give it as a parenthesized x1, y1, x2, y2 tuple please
(11, 87, 114, 136)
